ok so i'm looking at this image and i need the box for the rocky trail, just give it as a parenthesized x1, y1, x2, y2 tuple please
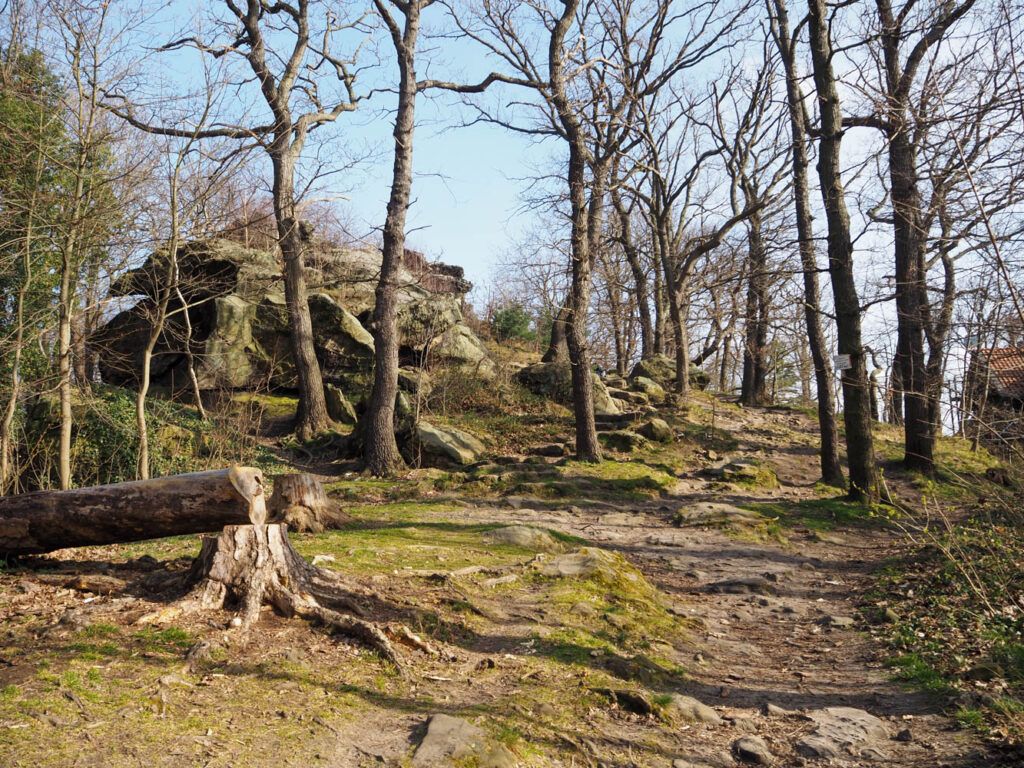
(1, 401, 1014, 768)
(425, 403, 1005, 767)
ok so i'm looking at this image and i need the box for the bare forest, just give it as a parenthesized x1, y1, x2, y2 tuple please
(2, 0, 1024, 765)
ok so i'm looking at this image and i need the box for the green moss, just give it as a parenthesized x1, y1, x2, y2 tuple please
(231, 392, 298, 419)
(745, 495, 892, 532)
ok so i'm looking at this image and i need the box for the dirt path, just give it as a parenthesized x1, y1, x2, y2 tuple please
(444, 405, 1003, 767)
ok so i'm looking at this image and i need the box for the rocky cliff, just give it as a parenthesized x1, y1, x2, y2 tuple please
(92, 239, 495, 392)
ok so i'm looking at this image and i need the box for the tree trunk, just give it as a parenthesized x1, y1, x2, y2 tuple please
(272, 150, 331, 442)
(269, 473, 347, 532)
(653, 266, 666, 356)
(542, 303, 570, 363)
(740, 211, 770, 406)
(611, 188, 654, 358)
(887, 126, 934, 472)
(770, 0, 843, 484)
(0, 467, 266, 557)
(807, 0, 878, 501)
(566, 149, 602, 462)
(365, 10, 423, 477)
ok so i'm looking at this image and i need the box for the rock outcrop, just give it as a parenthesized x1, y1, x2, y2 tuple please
(93, 238, 495, 391)
(515, 360, 620, 415)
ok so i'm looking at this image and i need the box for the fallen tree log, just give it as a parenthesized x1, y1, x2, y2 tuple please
(0, 466, 265, 557)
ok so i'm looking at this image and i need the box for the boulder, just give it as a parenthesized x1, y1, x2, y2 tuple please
(484, 525, 562, 552)
(609, 388, 649, 406)
(600, 430, 648, 452)
(638, 417, 673, 443)
(397, 368, 432, 396)
(630, 354, 676, 385)
(795, 707, 889, 760)
(93, 238, 495, 391)
(673, 502, 764, 528)
(631, 376, 666, 401)
(516, 361, 620, 415)
(324, 384, 357, 425)
(629, 354, 710, 390)
(540, 547, 624, 579)
(664, 694, 723, 725)
(431, 324, 497, 380)
(731, 736, 773, 765)
(416, 421, 486, 466)
(412, 714, 515, 768)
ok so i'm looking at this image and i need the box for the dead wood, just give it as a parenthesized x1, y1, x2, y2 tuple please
(181, 523, 402, 667)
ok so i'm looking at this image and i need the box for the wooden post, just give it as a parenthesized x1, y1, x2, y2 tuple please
(0, 467, 264, 557)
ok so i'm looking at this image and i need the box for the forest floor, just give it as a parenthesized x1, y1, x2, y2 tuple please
(0, 394, 1019, 767)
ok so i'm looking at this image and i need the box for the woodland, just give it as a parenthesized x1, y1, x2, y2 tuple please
(1, 0, 1024, 766)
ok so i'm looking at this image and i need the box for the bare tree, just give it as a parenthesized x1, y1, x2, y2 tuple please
(107, 0, 369, 440)
(767, 0, 843, 483)
(807, 0, 879, 501)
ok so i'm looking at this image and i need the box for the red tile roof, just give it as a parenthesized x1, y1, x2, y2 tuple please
(977, 347, 1024, 400)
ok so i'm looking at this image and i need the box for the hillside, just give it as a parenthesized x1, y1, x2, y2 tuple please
(2, 384, 1019, 767)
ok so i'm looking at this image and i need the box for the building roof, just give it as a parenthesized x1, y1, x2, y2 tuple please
(976, 347, 1024, 401)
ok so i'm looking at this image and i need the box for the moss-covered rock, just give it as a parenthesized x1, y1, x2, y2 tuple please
(600, 430, 649, 452)
(638, 417, 673, 443)
(416, 421, 487, 465)
(516, 361, 620, 415)
(631, 376, 666, 401)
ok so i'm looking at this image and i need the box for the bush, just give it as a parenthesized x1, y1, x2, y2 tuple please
(490, 303, 535, 342)
(18, 385, 277, 490)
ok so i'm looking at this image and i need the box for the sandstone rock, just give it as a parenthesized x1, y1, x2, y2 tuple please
(795, 707, 889, 760)
(412, 714, 516, 768)
(673, 503, 764, 528)
(324, 384, 357, 425)
(416, 421, 486, 466)
(484, 525, 562, 552)
(631, 375, 666, 401)
(432, 323, 497, 380)
(398, 367, 433, 396)
(638, 417, 673, 443)
(664, 694, 723, 725)
(515, 361, 620, 415)
(629, 354, 709, 389)
(540, 547, 630, 579)
(94, 238, 494, 391)
(732, 735, 773, 765)
(600, 430, 648, 452)
(706, 577, 774, 595)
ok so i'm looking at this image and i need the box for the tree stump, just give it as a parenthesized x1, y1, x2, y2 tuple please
(268, 473, 347, 532)
(182, 523, 400, 665)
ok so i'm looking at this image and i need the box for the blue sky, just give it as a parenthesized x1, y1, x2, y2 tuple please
(128, 1, 550, 290)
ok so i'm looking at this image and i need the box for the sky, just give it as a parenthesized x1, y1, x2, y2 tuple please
(130, 0, 549, 292)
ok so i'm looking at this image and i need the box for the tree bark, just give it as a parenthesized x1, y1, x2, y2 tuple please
(364, 0, 425, 477)
(269, 472, 347, 532)
(807, 0, 879, 501)
(769, 0, 844, 484)
(740, 210, 770, 406)
(0, 467, 266, 557)
(273, 150, 331, 441)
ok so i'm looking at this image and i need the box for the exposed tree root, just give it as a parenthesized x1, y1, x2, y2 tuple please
(181, 524, 406, 668)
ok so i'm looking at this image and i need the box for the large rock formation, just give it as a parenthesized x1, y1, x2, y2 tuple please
(93, 239, 495, 391)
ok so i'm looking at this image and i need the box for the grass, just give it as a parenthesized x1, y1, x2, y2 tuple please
(744, 495, 892, 533)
